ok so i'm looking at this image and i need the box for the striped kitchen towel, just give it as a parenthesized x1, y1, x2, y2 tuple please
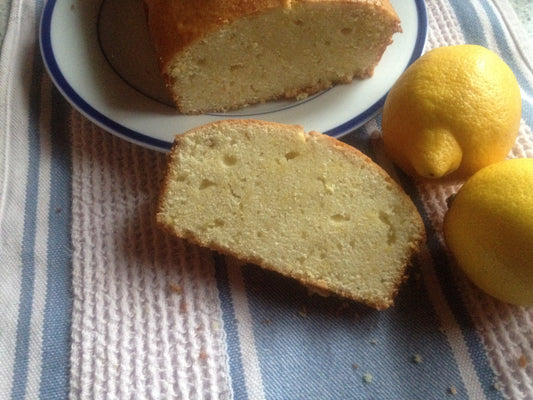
(1, 0, 532, 399)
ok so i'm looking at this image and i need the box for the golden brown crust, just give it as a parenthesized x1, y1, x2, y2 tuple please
(157, 218, 415, 310)
(156, 209, 419, 310)
(143, 0, 287, 71)
(143, 0, 401, 74)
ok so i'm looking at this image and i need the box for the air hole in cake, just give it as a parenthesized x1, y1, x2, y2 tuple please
(285, 150, 300, 160)
(340, 27, 352, 35)
(379, 211, 397, 245)
(204, 138, 216, 147)
(199, 179, 217, 190)
(330, 214, 351, 223)
(223, 154, 238, 166)
(230, 63, 245, 71)
(293, 19, 304, 26)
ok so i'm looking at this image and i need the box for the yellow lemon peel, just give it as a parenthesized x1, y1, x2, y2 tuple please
(443, 158, 533, 306)
(382, 44, 521, 180)
(411, 127, 462, 178)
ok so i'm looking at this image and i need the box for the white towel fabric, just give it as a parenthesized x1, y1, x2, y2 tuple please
(1, 0, 532, 399)
(69, 119, 233, 399)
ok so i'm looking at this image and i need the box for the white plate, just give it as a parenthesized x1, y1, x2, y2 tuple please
(40, 0, 427, 152)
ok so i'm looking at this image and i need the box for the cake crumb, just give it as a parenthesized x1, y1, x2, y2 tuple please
(448, 386, 457, 395)
(493, 381, 503, 391)
(518, 354, 528, 368)
(335, 302, 350, 316)
(412, 354, 423, 363)
(369, 338, 378, 345)
(363, 373, 373, 383)
(352, 363, 359, 369)
(168, 282, 183, 294)
(261, 319, 272, 326)
(298, 306, 308, 317)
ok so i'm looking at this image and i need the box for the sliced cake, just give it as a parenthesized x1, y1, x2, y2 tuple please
(144, 0, 402, 114)
(156, 120, 425, 309)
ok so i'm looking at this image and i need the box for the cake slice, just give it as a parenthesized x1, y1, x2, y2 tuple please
(143, 0, 401, 114)
(156, 120, 425, 309)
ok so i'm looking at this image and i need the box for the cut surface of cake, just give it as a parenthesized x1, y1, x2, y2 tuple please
(156, 120, 425, 309)
(143, 0, 402, 114)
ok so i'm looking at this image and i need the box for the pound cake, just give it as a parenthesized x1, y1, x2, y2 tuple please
(156, 120, 425, 309)
(143, 0, 402, 114)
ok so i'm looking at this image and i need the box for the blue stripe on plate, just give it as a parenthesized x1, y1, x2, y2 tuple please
(38, 88, 72, 399)
(214, 254, 248, 400)
(39, 0, 171, 152)
(10, 11, 44, 396)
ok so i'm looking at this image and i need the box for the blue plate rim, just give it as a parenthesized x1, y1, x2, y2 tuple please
(39, 0, 428, 152)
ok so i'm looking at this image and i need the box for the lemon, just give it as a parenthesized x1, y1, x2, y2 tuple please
(443, 158, 533, 306)
(382, 45, 521, 180)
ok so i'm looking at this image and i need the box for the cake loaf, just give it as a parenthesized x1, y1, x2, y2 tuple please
(156, 120, 425, 309)
(143, 0, 402, 114)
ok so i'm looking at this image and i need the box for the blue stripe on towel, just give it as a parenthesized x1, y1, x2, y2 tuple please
(447, 0, 532, 120)
(240, 265, 467, 399)
(447, 0, 488, 47)
(10, 10, 44, 397)
(10, 135, 40, 400)
(214, 254, 248, 400)
(418, 211, 503, 400)
(477, 0, 533, 121)
(397, 167, 504, 400)
(38, 88, 72, 399)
